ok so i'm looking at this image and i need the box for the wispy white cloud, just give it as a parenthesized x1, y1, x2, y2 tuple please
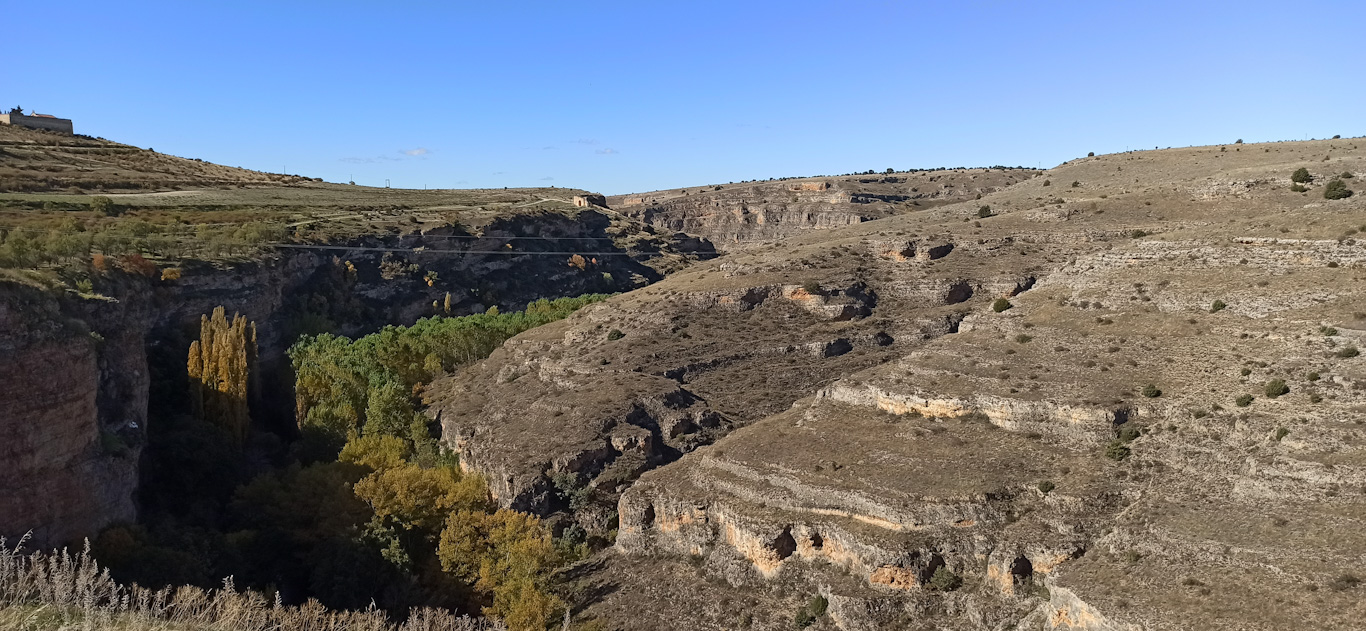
(573, 138, 598, 145)
(401, 147, 430, 157)
(595, 148, 618, 155)
(540, 176, 554, 181)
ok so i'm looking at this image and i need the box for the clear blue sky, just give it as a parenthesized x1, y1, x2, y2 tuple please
(7, 1, 1361, 194)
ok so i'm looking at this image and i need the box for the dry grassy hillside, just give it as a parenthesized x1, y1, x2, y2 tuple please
(0, 124, 316, 192)
(426, 138, 1366, 630)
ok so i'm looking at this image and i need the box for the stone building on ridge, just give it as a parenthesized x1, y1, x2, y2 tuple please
(0, 107, 74, 134)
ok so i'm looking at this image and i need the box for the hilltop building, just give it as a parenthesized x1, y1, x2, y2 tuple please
(0, 107, 74, 134)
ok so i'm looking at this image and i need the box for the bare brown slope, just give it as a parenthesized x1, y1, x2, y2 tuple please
(427, 138, 1366, 630)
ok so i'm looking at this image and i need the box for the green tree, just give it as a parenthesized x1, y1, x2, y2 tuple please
(1291, 168, 1312, 184)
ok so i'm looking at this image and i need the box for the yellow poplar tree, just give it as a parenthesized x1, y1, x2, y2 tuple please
(187, 306, 257, 444)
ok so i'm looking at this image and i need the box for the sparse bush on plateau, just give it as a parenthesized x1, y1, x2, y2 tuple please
(1038, 480, 1056, 494)
(1290, 183, 1308, 193)
(1264, 379, 1289, 398)
(1275, 427, 1290, 441)
(1235, 394, 1255, 407)
(978, 205, 993, 218)
(1291, 168, 1313, 184)
(607, 328, 625, 341)
(1210, 300, 1227, 313)
(992, 298, 1013, 312)
(1337, 346, 1360, 358)
(1324, 179, 1353, 200)
(1141, 384, 1162, 398)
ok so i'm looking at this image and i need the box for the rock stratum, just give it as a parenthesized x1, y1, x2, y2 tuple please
(428, 139, 1366, 630)
(606, 169, 1038, 252)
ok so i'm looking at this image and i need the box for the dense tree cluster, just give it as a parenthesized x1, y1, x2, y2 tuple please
(96, 296, 607, 630)
(289, 295, 608, 456)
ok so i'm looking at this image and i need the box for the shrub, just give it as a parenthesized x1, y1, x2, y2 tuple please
(90, 196, 120, 216)
(1037, 481, 1055, 494)
(1274, 427, 1290, 441)
(1324, 179, 1353, 200)
(1264, 379, 1289, 398)
(800, 280, 823, 295)
(1290, 184, 1308, 193)
(794, 595, 828, 628)
(1235, 139, 1244, 144)
(1088, 152, 1095, 157)
(1210, 300, 1226, 313)
(992, 298, 1013, 312)
(1342, 171, 1355, 179)
(978, 205, 993, 218)
(1042, 179, 1051, 187)
(1141, 384, 1162, 398)
(1291, 168, 1313, 184)
(1104, 440, 1131, 461)
(1240, 367, 1252, 377)
(1235, 394, 1254, 407)
(1071, 181, 1080, 188)
(607, 328, 625, 341)
(1337, 346, 1360, 358)
(927, 566, 963, 591)
(1308, 372, 1320, 382)
(1015, 334, 1032, 344)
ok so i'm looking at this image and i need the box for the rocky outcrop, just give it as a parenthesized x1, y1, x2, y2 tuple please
(607, 169, 1040, 251)
(0, 320, 137, 548)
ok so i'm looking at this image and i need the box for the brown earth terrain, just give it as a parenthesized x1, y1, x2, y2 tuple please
(426, 138, 1366, 630)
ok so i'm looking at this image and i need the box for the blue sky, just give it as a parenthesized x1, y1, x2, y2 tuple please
(6, 1, 1361, 194)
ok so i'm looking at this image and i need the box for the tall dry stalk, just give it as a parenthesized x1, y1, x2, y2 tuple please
(0, 536, 503, 631)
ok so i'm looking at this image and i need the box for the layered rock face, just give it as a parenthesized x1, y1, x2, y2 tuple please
(606, 169, 1038, 251)
(433, 140, 1366, 629)
(0, 209, 708, 548)
(0, 296, 137, 548)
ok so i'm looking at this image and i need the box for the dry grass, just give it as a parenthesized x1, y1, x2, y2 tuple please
(0, 536, 503, 631)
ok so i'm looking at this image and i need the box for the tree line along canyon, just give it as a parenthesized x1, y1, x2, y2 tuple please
(1, 119, 1364, 631)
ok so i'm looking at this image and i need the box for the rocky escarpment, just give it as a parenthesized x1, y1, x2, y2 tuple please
(428, 139, 1366, 629)
(0, 287, 138, 548)
(0, 209, 711, 548)
(607, 169, 1039, 251)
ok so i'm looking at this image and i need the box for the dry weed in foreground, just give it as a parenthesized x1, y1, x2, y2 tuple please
(0, 535, 504, 631)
